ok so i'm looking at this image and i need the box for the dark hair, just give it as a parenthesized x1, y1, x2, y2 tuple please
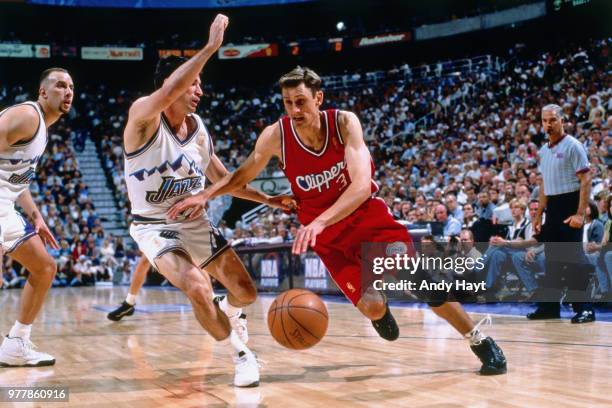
(154, 56, 188, 89)
(278, 66, 322, 95)
(39, 67, 69, 85)
(421, 234, 435, 242)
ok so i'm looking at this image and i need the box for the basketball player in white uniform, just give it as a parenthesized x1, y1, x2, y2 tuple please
(0, 68, 73, 366)
(124, 15, 288, 387)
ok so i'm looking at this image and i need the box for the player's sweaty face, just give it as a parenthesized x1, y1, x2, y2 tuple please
(282, 83, 322, 127)
(43, 72, 74, 114)
(179, 78, 203, 113)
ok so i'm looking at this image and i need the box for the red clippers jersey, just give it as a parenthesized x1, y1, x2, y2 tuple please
(279, 109, 378, 225)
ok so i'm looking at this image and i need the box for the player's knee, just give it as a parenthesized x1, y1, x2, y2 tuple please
(32, 259, 57, 282)
(186, 284, 215, 312)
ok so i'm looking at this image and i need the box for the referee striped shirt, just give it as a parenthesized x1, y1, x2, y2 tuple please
(538, 134, 589, 196)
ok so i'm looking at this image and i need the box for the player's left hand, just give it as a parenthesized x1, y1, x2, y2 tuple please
(268, 194, 297, 212)
(33, 214, 59, 250)
(563, 214, 585, 229)
(292, 220, 325, 255)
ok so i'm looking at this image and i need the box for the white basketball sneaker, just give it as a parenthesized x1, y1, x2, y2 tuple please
(0, 336, 55, 367)
(233, 350, 260, 388)
(215, 295, 249, 344)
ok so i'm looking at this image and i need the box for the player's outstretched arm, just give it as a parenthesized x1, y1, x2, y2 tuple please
(167, 124, 281, 220)
(292, 111, 371, 254)
(206, 153, 295, 209)
(0, 105, 40, 152)
(124, 14, 228, 150)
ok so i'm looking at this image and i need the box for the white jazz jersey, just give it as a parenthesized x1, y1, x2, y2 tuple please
(0, 101, 47, 208)
(124, 113, 213, 221)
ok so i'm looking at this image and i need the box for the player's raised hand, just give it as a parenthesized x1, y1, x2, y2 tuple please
(206, 14, 229, 51)
(268, 194, 297, 212)
(292, 220, 325, 255)
(167, 191, 208, 221)
(33, 215, 59, 250)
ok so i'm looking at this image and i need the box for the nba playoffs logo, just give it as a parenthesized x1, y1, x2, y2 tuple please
(385, 242, 408, 256)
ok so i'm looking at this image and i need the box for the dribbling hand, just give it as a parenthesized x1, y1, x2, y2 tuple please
(292, 220, 325, 255)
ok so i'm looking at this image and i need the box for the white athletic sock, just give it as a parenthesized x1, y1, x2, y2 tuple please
(464, 327, 487, 346)
(220, 296, 242, 318)
(220, 330, 248, 356)
(9, 321, 32, 340)
(464, 314, 491, 346)
(126, 293, 137, 305)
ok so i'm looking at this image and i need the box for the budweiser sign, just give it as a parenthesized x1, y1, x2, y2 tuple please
(81, 47, 143, 61)
(354, 32, 411, 48)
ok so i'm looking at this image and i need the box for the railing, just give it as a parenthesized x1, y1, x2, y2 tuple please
(241, 187, 292, 226)
(322, 55, 502, 90)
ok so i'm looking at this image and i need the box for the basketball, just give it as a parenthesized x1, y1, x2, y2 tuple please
(267, 289, 328, 350)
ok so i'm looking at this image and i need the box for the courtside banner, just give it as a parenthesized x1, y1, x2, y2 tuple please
(0, 44, 50, 58)
(218, 43, 279, 59)
(81, 47, 143, 61)
(353, 32, 411, 48)
(158, 49, 182, 58)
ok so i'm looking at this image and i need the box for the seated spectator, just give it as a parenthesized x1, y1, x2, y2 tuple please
(462, 203, 479, 229)
(434, 204, 462, 237)
(445, 193, 463, 222)
(583, 201, 606, 295)
(482, 199, 532, 297)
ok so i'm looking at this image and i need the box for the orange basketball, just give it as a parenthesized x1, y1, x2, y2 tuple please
(267, 289, 329, 350)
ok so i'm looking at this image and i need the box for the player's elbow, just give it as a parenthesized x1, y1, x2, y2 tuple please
(355, 182, 372, 202)
(581, 172, 591, 185)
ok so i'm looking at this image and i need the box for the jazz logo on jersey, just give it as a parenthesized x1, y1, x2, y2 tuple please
(8, 168, 36, 185)
(296, 160, 347, 193)
(145, 176, 202, 204)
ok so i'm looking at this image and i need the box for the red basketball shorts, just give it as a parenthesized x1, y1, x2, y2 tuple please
(311, 197, 415, 305)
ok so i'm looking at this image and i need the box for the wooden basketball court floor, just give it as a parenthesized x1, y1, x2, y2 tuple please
(1, 286, 611, 408)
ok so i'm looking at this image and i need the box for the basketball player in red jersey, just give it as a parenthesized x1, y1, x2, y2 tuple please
(168, 67, 506, 375)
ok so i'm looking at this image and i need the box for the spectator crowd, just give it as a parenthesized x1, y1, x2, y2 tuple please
(1, 38, 610, 299)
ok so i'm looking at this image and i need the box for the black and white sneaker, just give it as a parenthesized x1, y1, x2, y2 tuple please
(470, 337, 507, 375)
(371, 303, 400, 341)
(0, 336, 55, 367)
(107, 301, 135, 321)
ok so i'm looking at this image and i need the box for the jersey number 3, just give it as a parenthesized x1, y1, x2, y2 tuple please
(336, 173, 348, 190)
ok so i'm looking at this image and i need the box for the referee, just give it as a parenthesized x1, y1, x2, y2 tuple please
(528, 104, 595, 323)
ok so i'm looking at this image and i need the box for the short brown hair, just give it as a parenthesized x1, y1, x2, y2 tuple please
(40, 67, 69, 86)
(278, 66, 322, 94)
